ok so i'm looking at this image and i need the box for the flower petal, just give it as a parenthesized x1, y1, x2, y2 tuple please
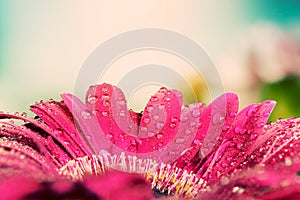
(30, 100, 91, 158)
(199, 100, 276, 184)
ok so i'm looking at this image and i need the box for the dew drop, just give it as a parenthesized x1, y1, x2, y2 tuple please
(156, 122, 164, 129)
(193, 139, 201, 145)
(81, 110, 92, 119)
(21, 112, 27, 118)
(168, 150, 177, 156)
(143, 117, 151, 124)
(263, 112, 270, 117)
(103, 100, 110, 107)
(164, 96, 171, 102)
(130, 139, 137, 146)
(119, 110, 125, 117)
(236, 143, 243, 150)
(169, 123, 176, 129)
(153, 115, 159, 121)
(234, 127, 245, 134)
(85, 135, 92, 140)
(102, 87, 109, 93)
(221, 162, 228, 168)
(256, 122, 265, 128)
(146, 105, 154, 112)
(117, 100, 126, 105)
(150, 96, 158, 102)
(180, 115, 189, 123)
(181, 105, 189, 112)
(101, 111, 108, 116)
(140, 126, 148, 133)
(148, 132, 155, 137)
(192, 108, 201, 118)
(158, 105, 165, 110)
(212, 112, 225, 125)
(175, 137, 185, 144)
(185, 130, 191, 135)
(229, 112, 236, 118)
(222, 125, 230, 131)
(250, 133, 258, 140)
(189, 121, 196, 127)
(106, 133, 113, 140)
(159, 87, 167, 93)
(87, 95, 98, 104)
(171, 117, 178, 123)
(54, 129, 63, 136)
(156, 133, 163, 139)
(226, 156, 233, 161)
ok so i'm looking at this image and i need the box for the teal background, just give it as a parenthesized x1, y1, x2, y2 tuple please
(243, 0, 300, 26)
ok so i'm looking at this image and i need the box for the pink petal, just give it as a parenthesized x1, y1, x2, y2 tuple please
(175, 93, 239, 170)
(30, 100, 91, 158)
(199, 100, 276, 184)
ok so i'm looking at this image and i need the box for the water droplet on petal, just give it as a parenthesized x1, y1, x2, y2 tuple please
(156, 133, 163, 139)
(150, 96, 158, 102)
(185, 130, 191, 135)
(236, 143, 243, 149)
(103, 100, 110, 107)
(54, 129, 63, 136)
(106, 133, 113, 140)
(256, 122, 265, 128)
(192, 108, 201, 118)
(222, 125, 230, 131)
(171, 117, 178, 123)
(180, 115, 189, 123)
(101, 94, 109, 101)
(168, 150, 177, 156)
(140, 126, 148, 132)
(250, 133, 258, 140)
(130, 139, 137, 146)
(175, 137, 185, 144)
(156, 122, 164, 129)
(159, 87, 167, 93)
(158, 105, 165, 110)
(229, 112, 236, 118)
(143, 117, 151, 124)
(117, 100, 126, 105)
(189, 121, 196, 127)
(193, 139, 201, 145)
(101, 111, 108, 116)
(169, 123, 176, 128)
(181, 105, 189, 112)
(234, 127, 245, 134)
(119, 110, 125, 117)
(164, 96, 171, 102)
(102, 87, 109, 93)
(153, 115, 159, 121)
(81, 110, 92, 119)
(148, 132, 155, 137)
(21, 112, 27, 118)
(87, 95, 98, 104)
(146, 105, 154, 112)
(263, 112, 270, 117)
(212, 112, 225, 125)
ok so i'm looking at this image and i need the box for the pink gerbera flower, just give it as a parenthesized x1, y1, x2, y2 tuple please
(0, 83, 299, 199)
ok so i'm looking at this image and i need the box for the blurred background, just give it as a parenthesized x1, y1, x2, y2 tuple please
(0, 0, 299, 121)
